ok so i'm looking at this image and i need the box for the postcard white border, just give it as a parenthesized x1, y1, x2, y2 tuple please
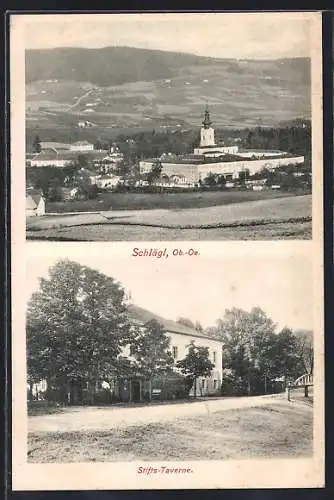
(10, 11, 324, 490)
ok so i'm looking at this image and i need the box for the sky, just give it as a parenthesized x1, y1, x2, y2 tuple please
(20, 13, 311, 59)
(25, 243, 313, 331)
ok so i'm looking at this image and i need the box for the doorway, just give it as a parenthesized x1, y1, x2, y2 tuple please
(131, 380, 141, 402)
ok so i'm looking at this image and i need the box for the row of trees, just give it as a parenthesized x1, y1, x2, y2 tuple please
(30, 121, 311, 164)
(115, 123, 311, 161)
(171, 307, 313, 397)
(207, 308, 313, 396)
(27, 260, 214, 404)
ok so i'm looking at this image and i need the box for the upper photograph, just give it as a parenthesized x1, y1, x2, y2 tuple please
(22, 12, 318, 241)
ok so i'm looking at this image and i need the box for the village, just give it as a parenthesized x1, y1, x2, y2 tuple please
(26, 107, 311, 217)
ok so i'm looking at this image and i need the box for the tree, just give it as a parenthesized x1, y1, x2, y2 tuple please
(176, 317, 203, 332)
(195, 321, 204, 333)
(147, 160, 163, 185)
(27, 260, 131, 404)
(33, 135, 41, 154)
(271, 328, 304, 386)
(217, 307, 277, 395)
(130, 319, 174, 401)
(26, 166, 66, 199)
(176, 341, 214, 398)
(203, 172, 217, 187)
(177, 317, 196, 329)
(74, 154, 89, 169)
(294, 329, 314, 375)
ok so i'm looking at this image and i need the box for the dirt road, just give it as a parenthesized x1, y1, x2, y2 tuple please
(28, 393, 291, 433)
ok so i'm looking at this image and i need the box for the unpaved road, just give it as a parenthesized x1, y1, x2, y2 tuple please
(28, 393, 291, 433)
(27, 195, 311, 231)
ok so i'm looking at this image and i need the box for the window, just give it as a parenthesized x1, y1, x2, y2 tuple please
(172, 346, 178, 359)
(213, 351, 217, 364)
(202, 379, 205, 389)
(213, 380, 218, 389)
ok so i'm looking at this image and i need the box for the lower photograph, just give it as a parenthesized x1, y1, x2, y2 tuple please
(13, 242, 324, 490)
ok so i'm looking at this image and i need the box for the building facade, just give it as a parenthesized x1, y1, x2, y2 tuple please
(28, 303, 223, 404)
(124, 304, 223, 400)
(139, 107, 304, 184)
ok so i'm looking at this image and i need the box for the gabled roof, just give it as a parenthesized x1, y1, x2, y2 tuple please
(128, 304, 220, 342)
(26, 190, 44, 207)
(72, 140, 93, 146)
(30, 152, 76, 162)
(40, 142, 71, 150)
(26, 195, 37, 209)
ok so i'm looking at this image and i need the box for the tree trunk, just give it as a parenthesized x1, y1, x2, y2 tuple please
(194, 377, 197, 399)
(247, 375, 251, 396)
(149, 379, 152, 402)
(28, 382, 33, 402)
(264, 372, 267, 395)
(129, 378, 132, 403)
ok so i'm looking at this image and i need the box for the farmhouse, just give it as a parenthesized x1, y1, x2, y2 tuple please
(26, 190, 45, 217)
(96, 174, 121, 189)
(40, 141, 71, 152)
(27, 149, 109, 168)
(28, 152, 75, 168)
(70, 140, 94, 152)
(139, 107, 304, 184)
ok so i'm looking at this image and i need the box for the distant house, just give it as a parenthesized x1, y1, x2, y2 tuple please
(77, 167, 99, 185)
(26, 190, 45, 217)
(96, 175, 121, 189)
(77, 121, 95, 128)
(40, 142, 71, 152)
(70, 141, 94, 152)
(29, 152, 74, 168)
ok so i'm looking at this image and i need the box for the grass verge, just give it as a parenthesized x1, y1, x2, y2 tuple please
(46, 190, 307, 214)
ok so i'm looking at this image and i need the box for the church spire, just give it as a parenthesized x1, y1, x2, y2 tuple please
(202, 104, 212, 129)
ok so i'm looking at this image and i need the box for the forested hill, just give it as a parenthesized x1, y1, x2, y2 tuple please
(25, 47, 217, 86)
(25, 46, 310, 88)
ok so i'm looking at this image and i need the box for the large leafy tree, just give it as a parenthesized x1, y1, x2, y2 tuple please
(130, 319, 174, 401)
(27, 259, 131, 403)
(294, 329, 314, 375)
(216, 308, 308, 395)
(217, 307, 278, 395)
(176, 341, 214, 398)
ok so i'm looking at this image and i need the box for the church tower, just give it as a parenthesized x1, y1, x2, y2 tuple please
(200, 105, 215, 147)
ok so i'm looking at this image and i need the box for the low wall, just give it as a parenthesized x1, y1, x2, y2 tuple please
(198, 156, 305, 180)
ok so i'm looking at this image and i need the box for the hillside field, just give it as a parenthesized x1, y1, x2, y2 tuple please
(26, 48, 310, 143)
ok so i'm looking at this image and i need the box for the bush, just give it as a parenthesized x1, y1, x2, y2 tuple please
(152, 373, 191, 400)
(220, 373, 248, 396)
